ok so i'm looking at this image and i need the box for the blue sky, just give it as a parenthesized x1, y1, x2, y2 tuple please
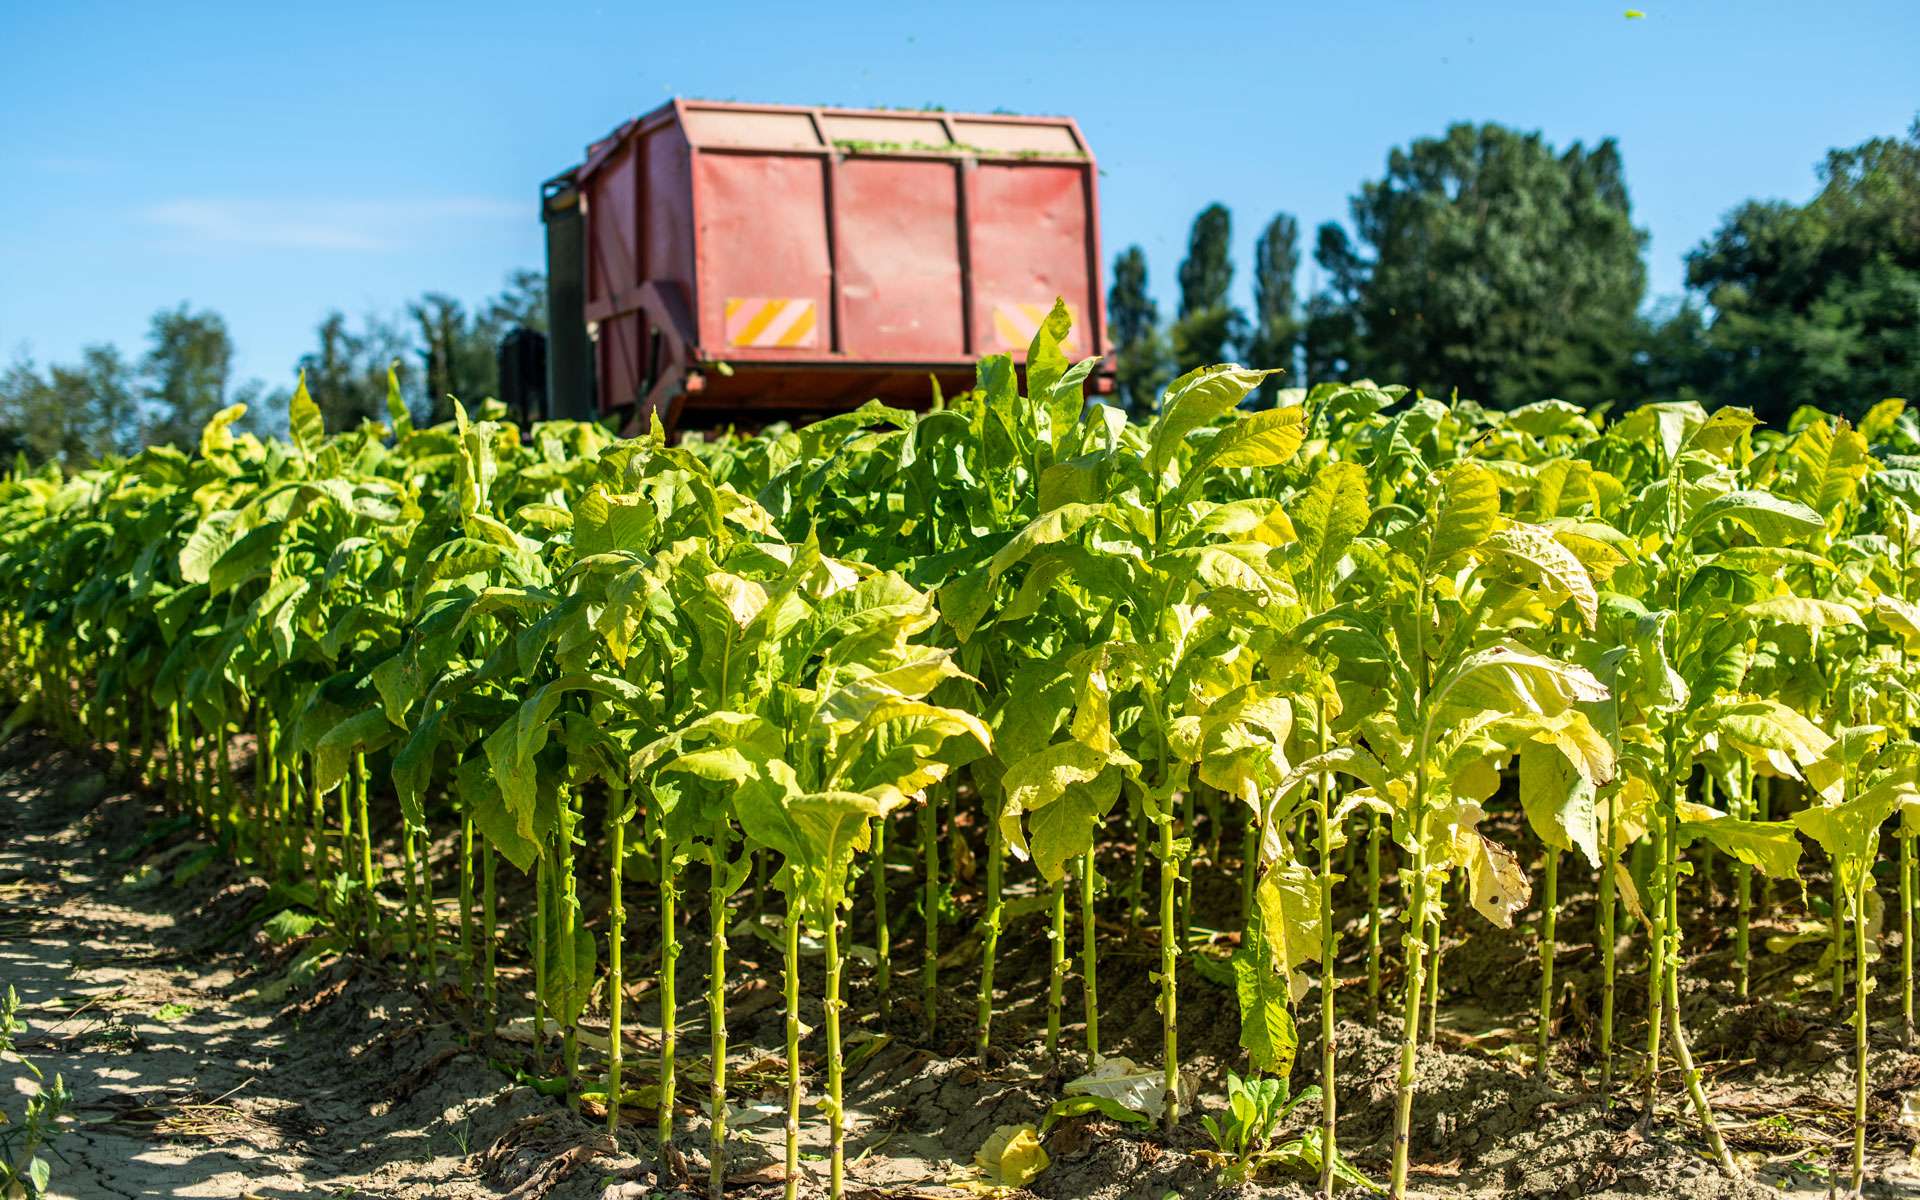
(2, 0, 1914, 393)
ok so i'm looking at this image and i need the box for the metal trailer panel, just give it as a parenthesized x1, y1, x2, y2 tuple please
(558, 99, 1109, 429)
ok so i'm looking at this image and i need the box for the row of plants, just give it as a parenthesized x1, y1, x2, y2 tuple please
(0, 305, 1913, 1198)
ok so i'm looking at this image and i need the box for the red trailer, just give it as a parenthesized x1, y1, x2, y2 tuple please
(539, 99, 1110, 431)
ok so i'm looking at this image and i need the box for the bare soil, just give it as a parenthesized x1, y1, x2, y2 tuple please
(3, 732, 1918, 1199)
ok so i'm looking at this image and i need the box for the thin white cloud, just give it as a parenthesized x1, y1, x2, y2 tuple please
(141, 197, 525, 252)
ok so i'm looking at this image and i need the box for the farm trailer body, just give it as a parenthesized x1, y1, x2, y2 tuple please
(533, 99, 1112, 431)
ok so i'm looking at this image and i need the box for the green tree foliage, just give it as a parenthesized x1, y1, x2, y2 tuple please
(1673, 116, 1920, 425)
(297, 312, 413, 431)
(1172, 204, 1246, 375)
(1310, 123, 1647, 408)
(1249, 213, 1302, 400)
(140, 304, 235, 450)
(0, 348, 136, 469)
(1107, 245, 1170, 415)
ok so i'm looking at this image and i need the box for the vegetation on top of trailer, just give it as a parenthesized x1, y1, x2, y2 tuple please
(1, 303, 1916, 1199)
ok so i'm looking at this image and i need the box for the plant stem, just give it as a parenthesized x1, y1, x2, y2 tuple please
(1158, 804, 1180, 1134)
(1599, 783, 1618, 1109)
(1852, 877, 1869, 1196)
(977, 812, 1003, 1065)
(1315, 731, 1339, 1199)
(1389, 809, 1430, 1200)
(1081, 852, 1100, 1060)
(1366, 809, 1382, 1020)
(482, 841, 498, 1042)
(607, 788, 625, 1134)
(919, 793, 939, 1040)
(1830, 854, 1846, 1009)
(826, 890, 846, 1200)
(659, 835, 679, 1163)
(871, 813, 891, 1019)
(783, 898, 802, 1200)
(709, 811, 730, 1200)
(459, 813, 475, 993)
(355, 751, 376, 933)
(1662, 801, 1737, 1178)
(1905, 832, 1916, 1050)
(1537, 848, 1558, 1075)
(1643, 812, 1666, 1119)
(1045, 873, 1067, 1063)
(533, 854, 548, 1053)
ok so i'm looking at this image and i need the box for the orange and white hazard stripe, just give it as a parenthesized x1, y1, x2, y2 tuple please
(992, 301, 1078, 356)
(725, 297, 819, 348)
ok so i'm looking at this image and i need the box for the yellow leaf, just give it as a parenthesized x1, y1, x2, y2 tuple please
(974, 1123, 1049, 1188)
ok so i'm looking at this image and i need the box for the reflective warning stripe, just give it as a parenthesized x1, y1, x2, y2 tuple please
(993, 302, 1077, 355)
(725, 297, 819, 348)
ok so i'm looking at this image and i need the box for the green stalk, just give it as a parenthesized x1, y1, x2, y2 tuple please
(708, 811, 730, 1200)
(459, 813, 475, 993)
(1045, 873, 1067, 1063)
(1238, 820, 1258, 930)
(482, 840, 498, 1042)
(782, 901, 801, 1200)
(919, 793, 939, 1040)
(1177, 787, 1196, 946)
(1662, 801, 1737, 1177)
(1314, 718, 1339, 1199)
(404, 826, 423, 967)
(1128, 799, 1146, 933)
(1643, 811, 1667, 1118)
(1080, 852, 1100, 1060)
(559, 814, 580, 1103)
(1157, 802, 1180, 1133)
(420, 827, 438, 980)
(977, 812, 1003, 1065)
(1905, 832, 1916, 1049)
(1366, 809, 1382, 1020)
(1388, 805, 1430, 1200)
(533, 854, 548, 1054)
(1536, 848, 1558, 1075)
(825, 889, 846, 1200)
(1423, 877, 1444, 1045)
(1852, 876, 1870, 1195)
(354, 751, 375, 930)
(1830, 853, 1846, 1009)
(1598, 782, 1619, 1108)
(606, 788, 626, 1134)
(658, 834, 679, 1163)
(870, 813, 891, 1019)
(335, 763, 355, 916)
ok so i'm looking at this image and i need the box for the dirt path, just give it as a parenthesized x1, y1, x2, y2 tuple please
(0, 739, 621, 1200)
(5, 731, 1918, 1200)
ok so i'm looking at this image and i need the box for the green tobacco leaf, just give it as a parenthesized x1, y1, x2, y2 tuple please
(1684, 489, 1823, 545)
(1745, 595, 1863, 631)
(1482, 522, 1600, 627)
(1191, 406, 1307, 478)
(290, 372, 324, 457)
(1232, 942, 1299, 1076)
(1436, 642, 1607, 724)
(1041, 1094, 1150, 1132)
(1289, 460, 1369, 599)
(1679, 804, 1803, 881)
(1426, 462, 1502, 567)
(1518, 739, 1601, 867)
(1147, 366, 1280, 479)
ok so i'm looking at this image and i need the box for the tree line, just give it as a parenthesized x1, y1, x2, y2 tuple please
(0, 272, 545, 470)
(1110, 116, 1919, 425)
(5, 113, 1913, 469)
